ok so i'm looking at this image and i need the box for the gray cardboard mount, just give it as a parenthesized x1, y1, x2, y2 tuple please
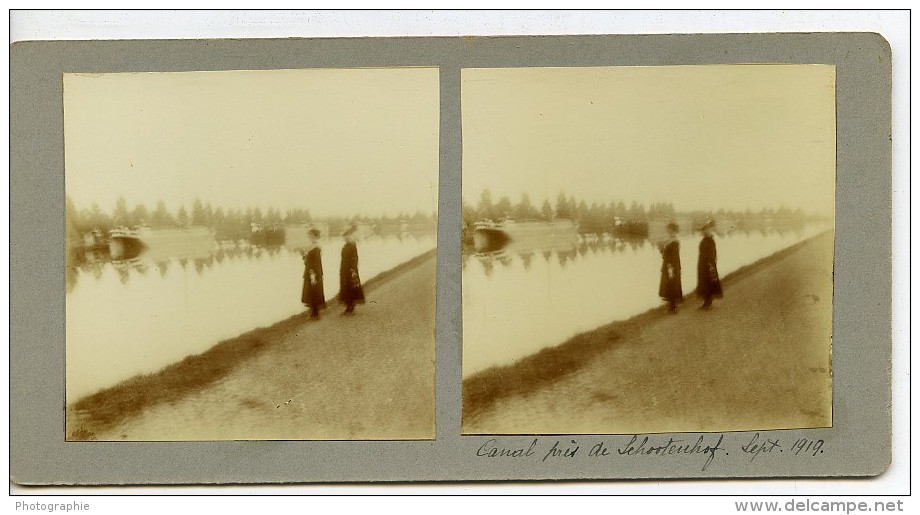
(10, 33, 891, 484)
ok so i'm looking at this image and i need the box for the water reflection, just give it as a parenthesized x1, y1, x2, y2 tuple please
(462, 224, 828, 378)
(66, 231, 437, 403)
(67, 231, 435, 291)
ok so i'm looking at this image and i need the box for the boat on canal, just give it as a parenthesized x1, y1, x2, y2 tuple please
(108, 226, 215, 259)
(472, 219, 578, 253)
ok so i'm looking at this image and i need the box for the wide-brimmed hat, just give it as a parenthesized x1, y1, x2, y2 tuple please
(341, 224, 357, 237)
(666, 221, 680, 232)
(700, 219, 715, 231)
(307, 226, 322, 237)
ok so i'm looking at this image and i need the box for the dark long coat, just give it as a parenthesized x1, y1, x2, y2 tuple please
(695, 235, 723, 298)
(301, 245, 326, 308)
(658, 238, 683, 301)
(339, 241, 365, 305)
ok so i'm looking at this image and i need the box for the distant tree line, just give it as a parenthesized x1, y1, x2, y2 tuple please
(462, 189, 821, 237)
(67, 195, 437, 243)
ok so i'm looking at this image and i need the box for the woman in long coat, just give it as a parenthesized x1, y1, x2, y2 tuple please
(695, 220, 723, 309)
(339, 224, 365, 315)
(301, 227, 326, 319)
(658, 222, 683, 313)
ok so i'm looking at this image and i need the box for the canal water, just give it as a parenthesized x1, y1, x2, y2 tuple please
(462, 225, 831, 378)
(65, 231, 437, 403)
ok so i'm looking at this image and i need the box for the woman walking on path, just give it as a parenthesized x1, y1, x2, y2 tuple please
(658, 221, 683, 313)
(301, 227, 326, 319)
(339, 224, 365, 315)
(695, 220, 723, 310)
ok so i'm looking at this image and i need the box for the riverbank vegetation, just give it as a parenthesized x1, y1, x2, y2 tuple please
(66, 195, 437, 249)
(462, 189, 828, 240)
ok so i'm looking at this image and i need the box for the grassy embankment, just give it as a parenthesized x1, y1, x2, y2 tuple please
(67, 248, 436, 440)
(462, 233, 831, 424)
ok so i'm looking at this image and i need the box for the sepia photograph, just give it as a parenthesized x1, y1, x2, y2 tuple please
(64, 67, 439, 441)
(461, 65, 836, 435)
(11, 21, 898, 490)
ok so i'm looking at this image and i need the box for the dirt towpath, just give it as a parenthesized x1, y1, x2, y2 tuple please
(97, 254, 436, 441)
(463, 232, 834, 435)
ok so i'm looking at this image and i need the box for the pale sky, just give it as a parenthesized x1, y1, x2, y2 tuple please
(462, 65, 836, 216)
(64, 67, 439, 218)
